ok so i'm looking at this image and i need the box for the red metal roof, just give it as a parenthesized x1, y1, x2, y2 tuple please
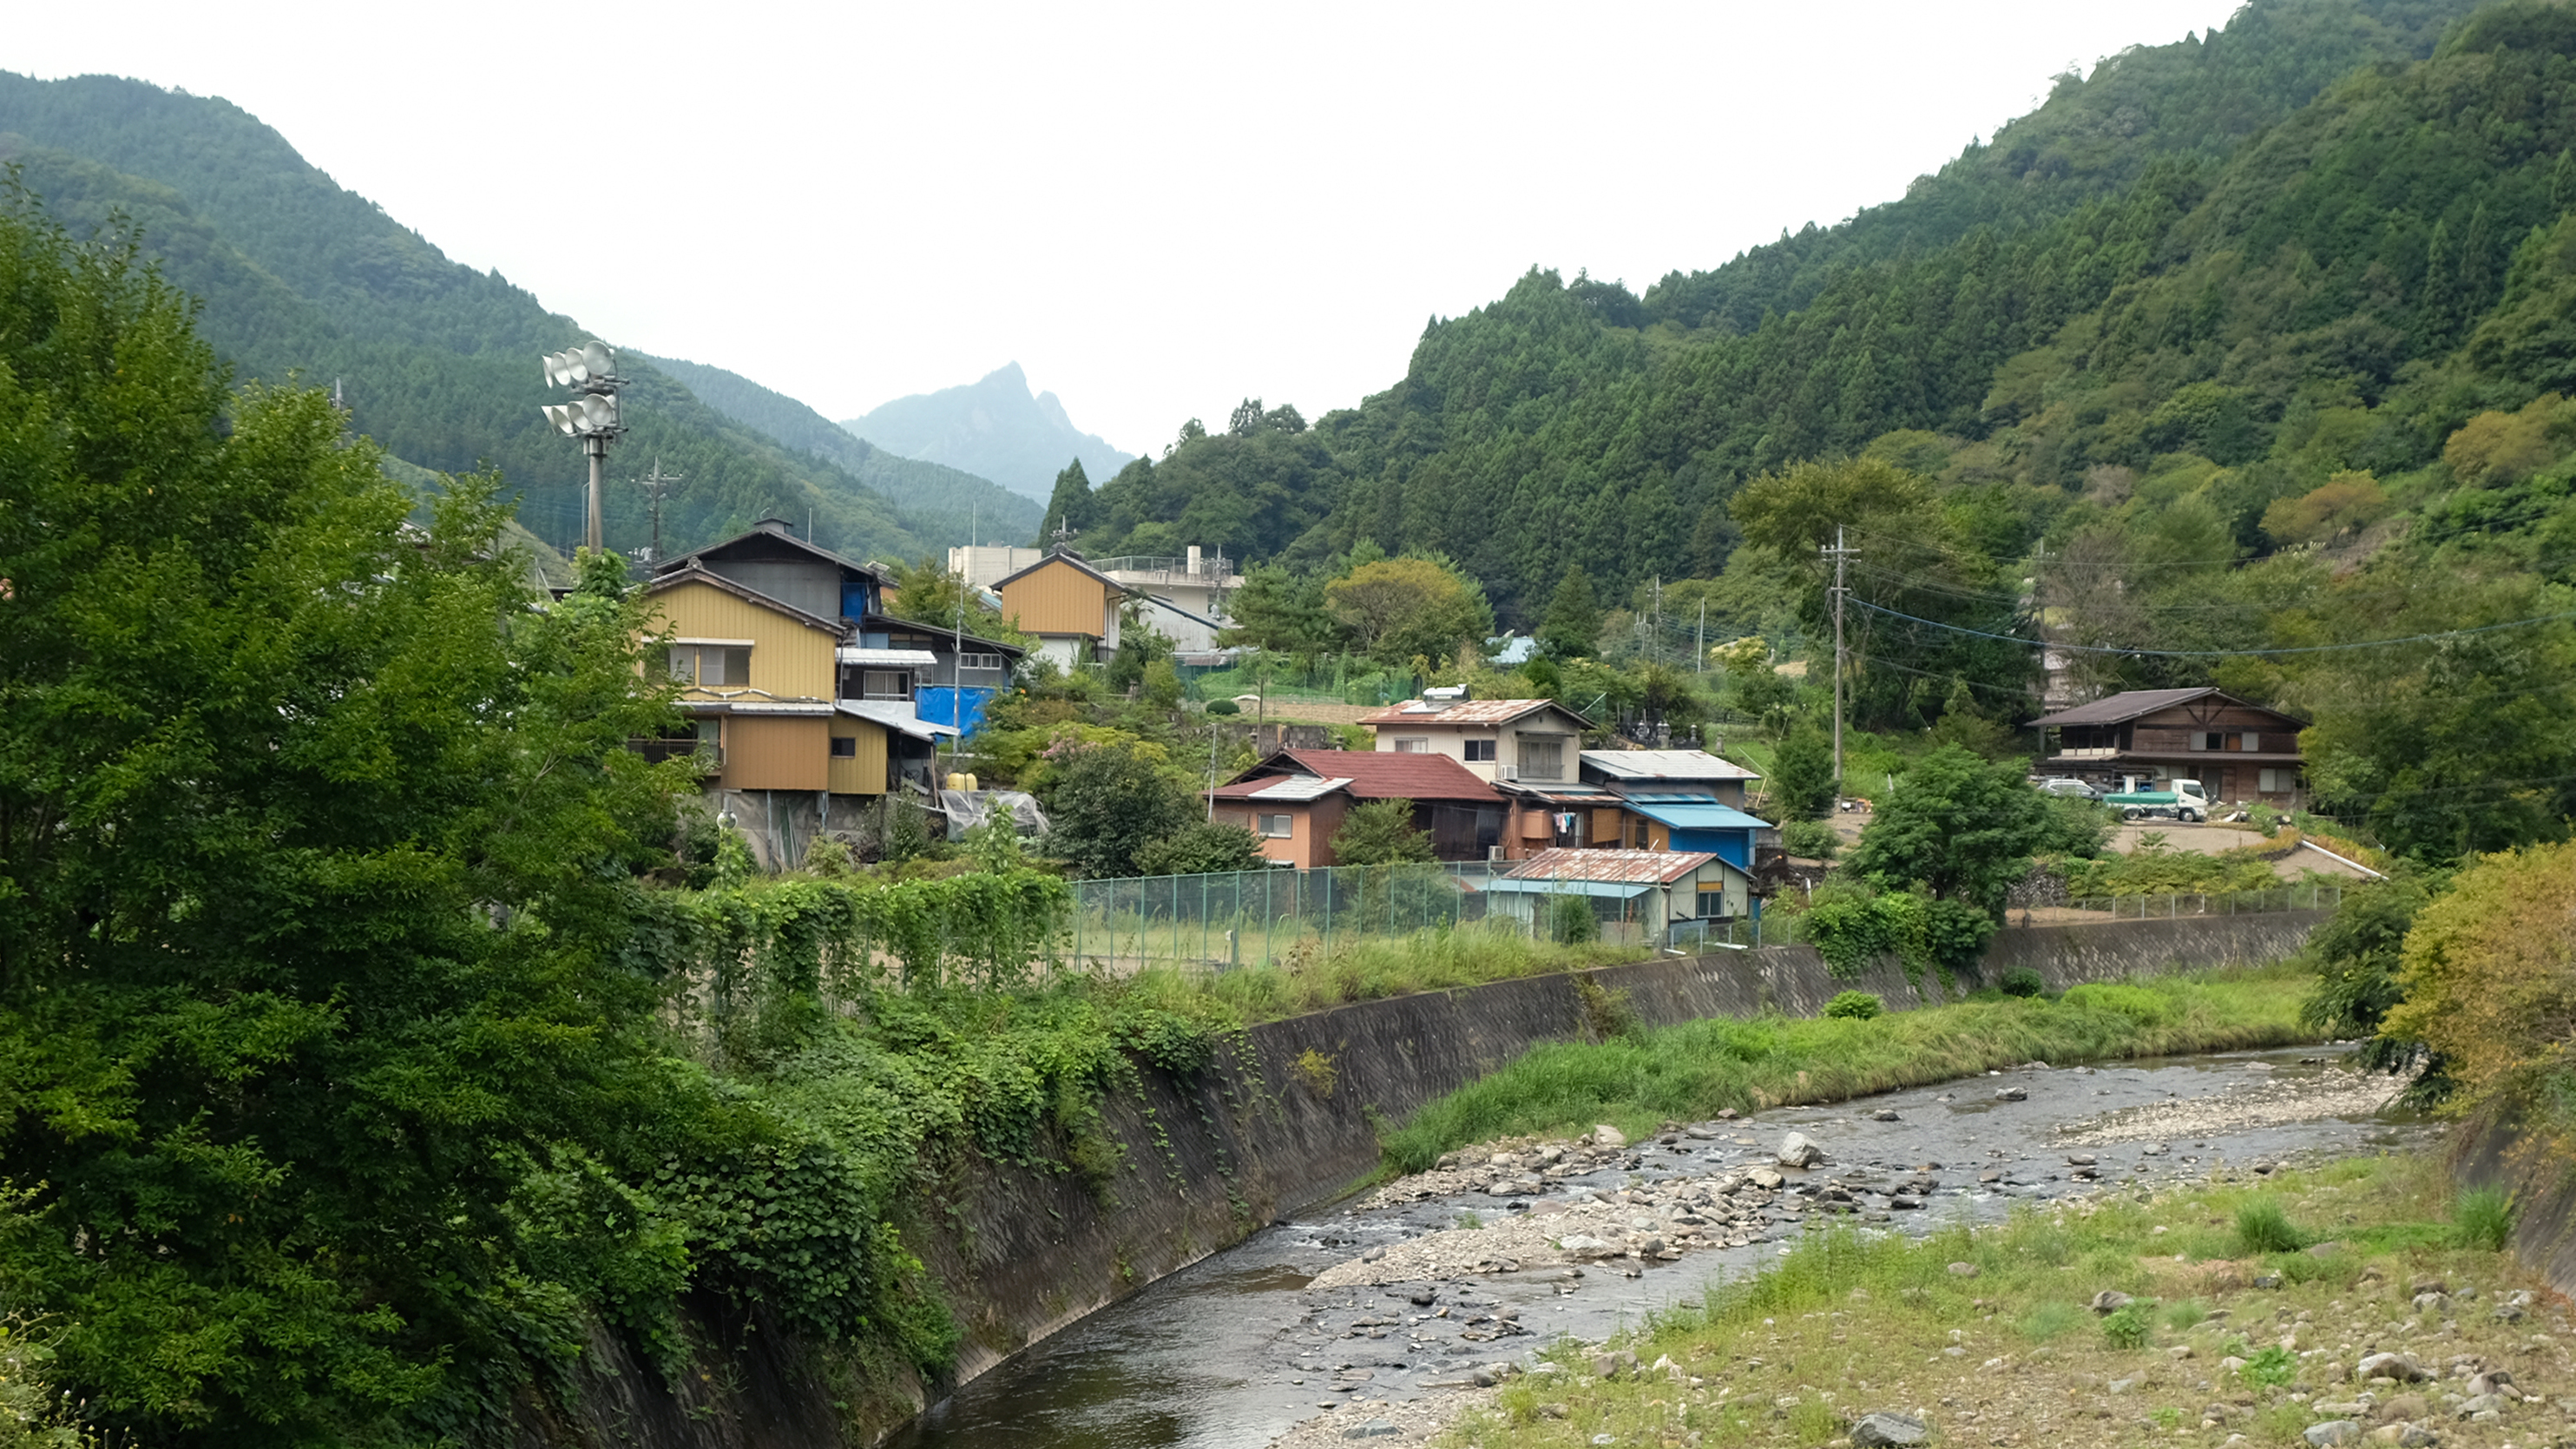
(1211, 749, 1502, 804)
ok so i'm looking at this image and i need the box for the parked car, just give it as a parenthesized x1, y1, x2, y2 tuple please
(2033, 777, 2102, 800)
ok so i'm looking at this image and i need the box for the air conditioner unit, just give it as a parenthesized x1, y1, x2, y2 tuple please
(1501, 766, 1519, 780)
(1487, 845, 1505, 863)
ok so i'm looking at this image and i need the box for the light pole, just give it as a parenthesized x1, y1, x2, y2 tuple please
(539, 341, 626, 552)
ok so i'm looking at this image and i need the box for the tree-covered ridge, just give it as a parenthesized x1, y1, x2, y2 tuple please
(0, 72, 991, 565)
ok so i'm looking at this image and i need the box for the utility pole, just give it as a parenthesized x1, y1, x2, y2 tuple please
(1823, 526, 1856, 794)
(635, 458, 682, 565)
(538, 343, 626, 553)
(1696, 597, 1706, 675)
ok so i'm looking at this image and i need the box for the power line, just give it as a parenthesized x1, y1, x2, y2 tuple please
(1847, 596, 2576, 656)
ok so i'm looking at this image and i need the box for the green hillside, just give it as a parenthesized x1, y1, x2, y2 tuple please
(0, 72, 984, 566)
(641, 352, 1040, 548)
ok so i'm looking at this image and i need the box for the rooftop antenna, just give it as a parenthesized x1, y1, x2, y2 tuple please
(634, 458, 682, 565)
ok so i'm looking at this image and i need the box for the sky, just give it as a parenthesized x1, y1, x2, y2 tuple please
(8, 1, 2249, 458)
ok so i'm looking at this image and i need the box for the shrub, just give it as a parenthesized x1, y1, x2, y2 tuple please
(2454, 1186, 2514, 1250)
(2238, 1344, 2298, 1387)
(1134, 820, 1268, 877)
(2102, 1300, 2157, 1350)
(1204, 698, 1241, 715)
(1999, 966, 2047, 998)
(1824, 991, 1883, 1021)
(1779, 819, 1841, 860)
(1551, 893, 1600, 945)
(2235, 1198, 2306, 1254)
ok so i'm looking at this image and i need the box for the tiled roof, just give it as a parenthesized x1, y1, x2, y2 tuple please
(1357, 698, 1583, 728)
(1501, 847, 1718, 886)
(1582, 748, 1761, 782)
(1212, 749, 1502, 803)
(2027, 688, 2310, 729)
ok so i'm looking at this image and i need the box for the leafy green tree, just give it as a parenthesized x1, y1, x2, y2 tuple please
(1330, 800, 1436, 865)
(1844, 745, 2052, 916)
(1141, 659, 1184, 710)
(1765, 726, 1837, 820)
(2299, 871, 2445, 1072)
(886, 555, 1031, 648)
(1134, 820, 1268, 877)
(1323, 556, 1495, 666)
(1038, 741, 1198, 878)
(1539, 565, 1602, 658)
(0, 195, 701, 1443)
(1221, 564, 1337, 656)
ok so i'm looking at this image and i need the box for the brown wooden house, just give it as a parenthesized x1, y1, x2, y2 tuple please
(1206, 749, 1506, 867)
(2029, 688, 2306, 806)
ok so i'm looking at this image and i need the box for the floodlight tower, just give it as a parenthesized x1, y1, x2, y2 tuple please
(538, 341, 627, 551)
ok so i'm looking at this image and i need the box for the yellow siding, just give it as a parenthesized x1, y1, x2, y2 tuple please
(724, 716, 829, 791)
(998, 559, 1113, 639)
(827, 720, 889, 796)
(648, 580, 838, 701)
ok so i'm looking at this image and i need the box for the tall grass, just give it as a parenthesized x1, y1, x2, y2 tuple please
(2454, 1186, 2514, 1250)
(2235, 1198, 2307, 1253)
(1114, 924, 1647, 1023)
(1377, 973, 2313, 1170)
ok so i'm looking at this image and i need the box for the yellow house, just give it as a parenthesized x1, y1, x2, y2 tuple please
(644, 565, 956, 867)
(994, 551, 1128, 669)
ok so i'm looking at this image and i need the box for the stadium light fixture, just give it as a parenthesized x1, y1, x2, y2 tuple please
(537, 339, 626, 550)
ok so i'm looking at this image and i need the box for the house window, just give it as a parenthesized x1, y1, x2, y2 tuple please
(957, 651, 1004, 671)
(1518, 736, 1565, 781)
(861, 669, 911, 700)
(829, 735, 857, 759)
(1392, 738, 1430, 754)
(1257, 813, 1293, 838)
(2240, 731, 2260, 752)
(2258, 768, 2290, 793)
(669, 644, 752, 687)
(1696, 887, 1729, 919)
(2190, 731, 2218, 751)
(1462, 739, 1497, 762)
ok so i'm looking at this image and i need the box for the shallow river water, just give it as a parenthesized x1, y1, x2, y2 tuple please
(884, 1045, 2428, 1449)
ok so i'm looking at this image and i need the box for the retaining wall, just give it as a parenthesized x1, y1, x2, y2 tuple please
(532, 909, 2324, 1449)
(2450, 1106, 2576, 1301)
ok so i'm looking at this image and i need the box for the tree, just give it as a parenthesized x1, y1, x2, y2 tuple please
(1539, 565, 1602, 658)
(0, 195, 699, 1442)
(1323, 556, 1495, 665)
(1221, 563, 1337, 657)
(1040, 457, 1097, 542)
(1843, 745, 2052, 915)
(1038, 741, 1198, 878)
(1135, 820, 1268, 877)
(1331, 800, 1436, 865)
(1765, 726, 1837, 820)
(885, 555, 1032, 649)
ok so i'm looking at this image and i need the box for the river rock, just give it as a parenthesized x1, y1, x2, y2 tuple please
(1718, 1107, 1738, 1119)
(2373, 1394, 2429, 1423)
(2453, 1394, 2504, 1419)
(1747, 1167, 1784, 1189)
(1594, 1124, 1627, 1149)
(2306, 1422, 2363, 1447)
(1994, 1085, 2027, 1102)
(1557, 1234, 1614, 1255)
(2464, 1370, 2515, 1400)
(1342, 1419, 1401, 1439)
(1870, 1109, 1900, 1121)
(2356, 1353, 2432, 1384)
(1778, 1133, 1824, 1169)
(2092, 1290, 2135, 1314)
(1851, 1412, 1929, 1446)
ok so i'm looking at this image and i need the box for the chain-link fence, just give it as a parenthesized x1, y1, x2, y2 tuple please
(1068, 867, 2349, 974)
(1068, 861, 1707, 972)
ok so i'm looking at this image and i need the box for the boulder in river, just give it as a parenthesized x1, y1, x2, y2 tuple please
(1851, 1411, 1929, 1446)
(1777, 1133, 1824, 1169)
(1593, 1124, 1627, 1149)
(1994, 1085, 2028, 1102)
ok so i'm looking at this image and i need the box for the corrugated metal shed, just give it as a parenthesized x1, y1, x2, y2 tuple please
(1622, 801, 1773, 832)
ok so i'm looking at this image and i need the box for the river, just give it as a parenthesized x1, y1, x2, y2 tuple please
(884, 1045, 2426, 1449)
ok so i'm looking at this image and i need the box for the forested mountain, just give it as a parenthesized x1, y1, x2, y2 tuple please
(641, 352, 1041, 546)
(0, 72, 987, 565)
(842, 361, 1135, 503)
(1064, 0, 2537, 616)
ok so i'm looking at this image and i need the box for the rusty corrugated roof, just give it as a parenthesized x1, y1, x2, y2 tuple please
(1501, 847, 1716, 886)
(1357, 698, 1586, 727)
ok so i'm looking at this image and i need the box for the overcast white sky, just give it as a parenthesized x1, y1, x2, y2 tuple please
(11, 1, 2245, 456)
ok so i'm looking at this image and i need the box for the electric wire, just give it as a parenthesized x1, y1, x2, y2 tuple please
(1845, 596, 2576, 656)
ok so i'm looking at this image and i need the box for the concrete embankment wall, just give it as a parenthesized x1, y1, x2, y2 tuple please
(536, 909, 2323, 1449)
(2449, 1105, 2576, 1300)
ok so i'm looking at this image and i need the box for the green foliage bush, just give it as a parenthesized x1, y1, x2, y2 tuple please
(1778, 820, 1841, 860)
(1134, 820, 1269, 877)
(1204, 698, 1241, 715)
(1824, 991, 1883, 1021)
(2235, 1199, 2307, 1254)
(2454, 1186, 2514, 1251)
(1998, 967, 2047, 998)
(2100, 1300, 2158, 1350)
(1333, 798, 1437, 866)
(1552, 893, 1601, 945)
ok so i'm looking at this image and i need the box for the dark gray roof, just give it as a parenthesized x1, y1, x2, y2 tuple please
(2030, 688, 2304, 729)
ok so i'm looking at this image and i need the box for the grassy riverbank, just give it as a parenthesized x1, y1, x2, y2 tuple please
(1382, 970, 2316, 1173)
(1445, 1155, 2548, 1449)
(1118, 925, 1650, 1023)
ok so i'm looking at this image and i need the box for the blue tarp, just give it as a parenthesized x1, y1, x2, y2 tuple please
(916, 685, 998, 736)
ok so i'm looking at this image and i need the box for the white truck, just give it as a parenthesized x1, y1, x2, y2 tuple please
(2102, 778, 2209, 822)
